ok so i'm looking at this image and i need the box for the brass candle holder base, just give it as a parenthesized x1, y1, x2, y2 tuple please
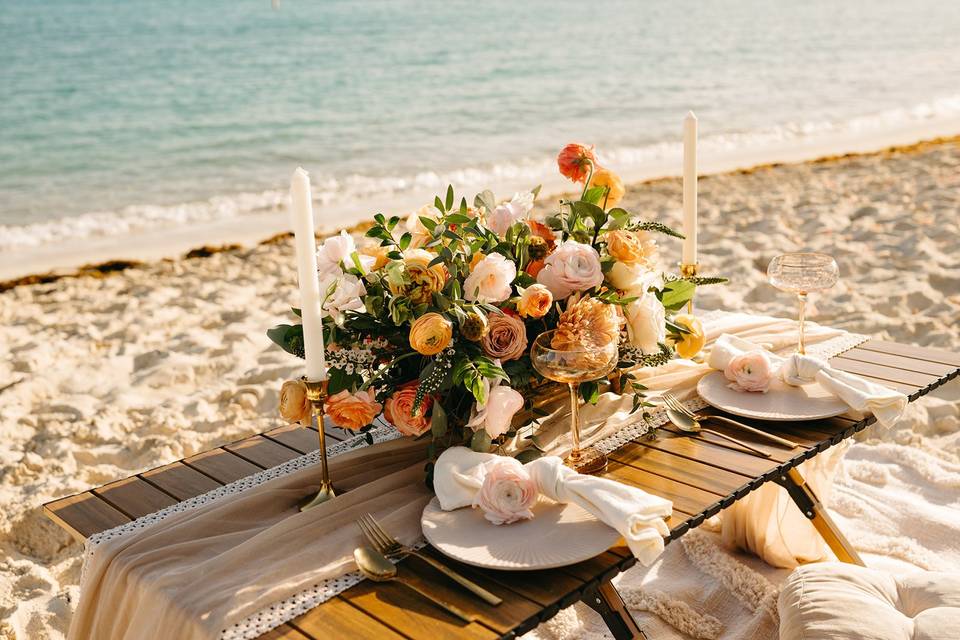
(679, 262, 699, 314)
(298, 378, 336, 511)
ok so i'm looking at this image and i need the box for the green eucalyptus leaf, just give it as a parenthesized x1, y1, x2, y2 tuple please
(419, 216, 438, 233)
(470, 429, 492, 452)
(515, 449, 543, 464)
(660, 280, 696, 311)
(445, 185, 454, 211)
(431, 402, 448, 437)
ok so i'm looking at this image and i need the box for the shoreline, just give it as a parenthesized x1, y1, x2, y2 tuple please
(2, 126, 959, 291)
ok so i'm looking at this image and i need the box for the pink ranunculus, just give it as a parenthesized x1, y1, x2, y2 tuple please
(324, 387, 382, 431)
(724, 351, 775, 393)
(487, 192, 535, 236)
(463, 253, 517, 303)
(536, 240, 604, 300)
(473, 457, 538, 525)
(383, 382, 433, 436)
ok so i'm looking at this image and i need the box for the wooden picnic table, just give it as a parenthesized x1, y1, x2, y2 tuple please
(44, 339, 960, 640)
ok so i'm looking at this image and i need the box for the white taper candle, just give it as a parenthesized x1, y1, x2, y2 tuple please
(682, 111, 698, 265)
(289, 167, 327, 381)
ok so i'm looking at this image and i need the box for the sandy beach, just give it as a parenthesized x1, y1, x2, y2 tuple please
(2, 138, 959, 638)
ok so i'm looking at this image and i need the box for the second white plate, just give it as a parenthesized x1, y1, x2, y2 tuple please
(697, 370, 848, 421)
(421, 496, 620, 570)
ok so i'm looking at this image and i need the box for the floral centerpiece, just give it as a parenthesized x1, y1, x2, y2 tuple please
(269, 143, 724, 479)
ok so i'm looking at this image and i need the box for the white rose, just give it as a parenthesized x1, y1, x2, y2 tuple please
(487, 192, 534, 236)
(536, 240, 604, 300)
(319, 272, 366, 324)
(625, 291, 666, 354)
(606, 262, 658, 295)
(463, 253, 516, 303)
(317, 230, 375, 274)
(466, 374, 525, 439)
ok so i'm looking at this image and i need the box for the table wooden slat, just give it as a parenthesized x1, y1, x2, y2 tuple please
(93, 476, 180, 519)
(656, 423, 799, 464)
(224, 435, 302, 468)
(857, 339, 960, 367)
(840, 347, 958, 377)
(637, 432, 780, 479)
(141, 461, 223, 501)
(263, 424, 322, 454)
(372, 552, 545, 634)
(184, 447, 264, 483)
(826, 361, 922, 395)
(609, 441, 749, 497)
(291, 598, 404, 640)
(43, 492, 130, 542)
(830, 356, 941, 388)
(342, 579, 500, 640)
(604, 461, 719, 516)
(259, 624, 315, 640)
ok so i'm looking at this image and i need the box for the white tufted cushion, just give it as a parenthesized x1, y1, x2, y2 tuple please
(779, 563, 960, 640)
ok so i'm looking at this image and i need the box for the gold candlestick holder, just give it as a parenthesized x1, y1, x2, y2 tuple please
(299, 378, 336, 511)
(680, 262, 699, 313)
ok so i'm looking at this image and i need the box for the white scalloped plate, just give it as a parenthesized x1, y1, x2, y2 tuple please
(421, 496, 620, 570)
(697, 370, 848, 421)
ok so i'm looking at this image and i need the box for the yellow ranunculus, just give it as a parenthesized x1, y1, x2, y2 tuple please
(673, 313, 705, 359)
(409, 312, 453, 356)
(588, 167, 625, 208)
(389, 249, 447, 305)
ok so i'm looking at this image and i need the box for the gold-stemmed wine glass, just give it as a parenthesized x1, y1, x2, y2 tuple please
(767, 252, 839, 354)
(530, 330, 619, 474)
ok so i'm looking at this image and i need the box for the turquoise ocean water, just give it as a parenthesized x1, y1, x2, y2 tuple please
(2, 0, 959, 249)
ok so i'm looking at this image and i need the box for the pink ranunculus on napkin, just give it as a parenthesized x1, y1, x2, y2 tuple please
(433, 447, 673, 565)
(707, 333, 907, 427)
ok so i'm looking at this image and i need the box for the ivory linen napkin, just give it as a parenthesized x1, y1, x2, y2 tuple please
(708, 333, 908, 427)
(69, 437, 432, 640)
(434, 447, 673, 565)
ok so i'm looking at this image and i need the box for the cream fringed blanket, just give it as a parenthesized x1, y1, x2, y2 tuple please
(69, 312, 868, 640)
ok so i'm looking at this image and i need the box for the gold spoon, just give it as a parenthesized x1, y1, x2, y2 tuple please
(663, 403, 771, 457)
(353, 545, 476, 623)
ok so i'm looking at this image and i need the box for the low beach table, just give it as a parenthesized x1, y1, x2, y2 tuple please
(44, 339, 960, 640)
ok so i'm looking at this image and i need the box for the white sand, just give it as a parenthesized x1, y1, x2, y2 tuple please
(1, 139, 959, 638)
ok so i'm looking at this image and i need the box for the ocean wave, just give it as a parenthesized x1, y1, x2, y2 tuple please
(2, 94, 959, 252)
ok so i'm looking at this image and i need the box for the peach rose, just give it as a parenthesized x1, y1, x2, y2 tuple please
(588, 167, 625, 208)
(557, 143, 597, 183)
(384, 382, 434, 436)
(325, 388, 382, 430)
(481, 312, 528, 362)
(409, 312, 453, 356)
(724, 351, 774, 393)
(516, 284, 553, 319)
(473, 457, 538, 525)
(279, 379, 311, 426)
(607, 230, 657, 266)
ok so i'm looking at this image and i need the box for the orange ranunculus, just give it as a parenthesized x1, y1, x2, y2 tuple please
(526, 219, 557, 249)
(279, 379, 311, 426)
(557, 143, 597, 183)
(588, 167, 625, 208)
(325, 388, 382, 430)
(525, 259, 546, 278)
(383, 382, 433, 437)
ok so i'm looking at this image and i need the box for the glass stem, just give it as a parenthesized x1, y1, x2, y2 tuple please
(797, 292, 807, 354)
(568, 382, 581, 458)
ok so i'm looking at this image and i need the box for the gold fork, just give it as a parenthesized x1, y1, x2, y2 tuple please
(663, 392, 798, 449)
(356, 514, 503, 606)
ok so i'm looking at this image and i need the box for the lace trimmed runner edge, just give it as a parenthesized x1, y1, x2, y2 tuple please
(80, 318, 870, 640)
